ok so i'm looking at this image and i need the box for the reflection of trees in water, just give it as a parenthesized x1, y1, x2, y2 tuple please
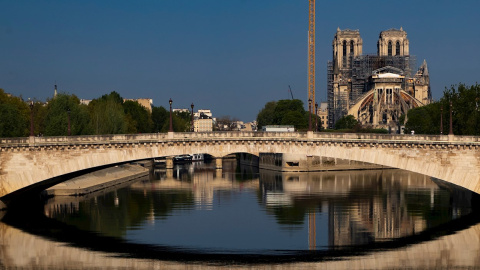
(46, 160, 257, 238)
(47, 187, 195, 238)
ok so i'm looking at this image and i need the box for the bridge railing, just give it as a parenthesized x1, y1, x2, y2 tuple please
(1, 132, 480, 146)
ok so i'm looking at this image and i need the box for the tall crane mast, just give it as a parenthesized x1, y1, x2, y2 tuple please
(308, 0, 315, 114)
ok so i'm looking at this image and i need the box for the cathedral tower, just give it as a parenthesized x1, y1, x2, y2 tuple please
(332, 28, 363, 70)
(377, 27, 409, 56)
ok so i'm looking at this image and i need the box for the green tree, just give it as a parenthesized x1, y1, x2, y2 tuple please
(123, 100, 153, 133)
(152, 106, 168, 132)
(44, 93, 92, 136)
(405, 83, 480, 135)
(0, 89, 29, 137)
(256, 99, 310, 130)
(405, 104, 439, 134)
(89, 92, 127, 135)
(334, 115, 358, 129)
(171, 111, 191, 132)
(256, 101, 277, 128)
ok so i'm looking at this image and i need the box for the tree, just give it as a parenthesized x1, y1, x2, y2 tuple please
(334, 115, 358, 129)
(0, 89, 29, 137)
(152, 106, 168, 132)
(172, 111, 191, 132)
(256, 99, 310, 130)
(216, 115, 240, 131)
(123, 100, 153, 133)
(405, 83, 480, 135)
(88, 92, 126, 135)
(256, 101, 277, 128)
(404, 104, 439, 134)
(44, 93, 92, 136)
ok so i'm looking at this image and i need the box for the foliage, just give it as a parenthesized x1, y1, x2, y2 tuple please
(405, 83, 480, 135)
(0, 89, 30, 137)
(256, 101, 277, 128)
(256, 99, 311, 130)
(88, 92, 127, 135)
(44, 93, 92, 136)
(172, 111, 192, 132)
(152, 106, 168, 132)
(334, 115, 358, 129)
(123, 100, 153, 133)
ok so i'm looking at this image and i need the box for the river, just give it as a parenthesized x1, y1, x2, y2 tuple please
(1, 159, 479, 269)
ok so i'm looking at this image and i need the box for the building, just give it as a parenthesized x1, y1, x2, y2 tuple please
(194, 111, 213, 132)
(327, 27, 431, 132)
(317, 102, 328, 130)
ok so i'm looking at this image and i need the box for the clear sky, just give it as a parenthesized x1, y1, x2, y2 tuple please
(1, 0, 479, 121)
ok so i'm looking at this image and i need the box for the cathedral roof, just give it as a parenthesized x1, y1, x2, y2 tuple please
(372, 66, 405, 76)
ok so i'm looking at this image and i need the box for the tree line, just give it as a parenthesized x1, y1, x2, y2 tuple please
(0, 90, 193, 137)
(405, 83, 480, 135)
(256, 99, 321, 131)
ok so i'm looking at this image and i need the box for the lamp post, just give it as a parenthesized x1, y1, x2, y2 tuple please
(315, 102, 318, 132)
(449, 100, 453, 135)
(191, 103, 194, 132)
(67, 108, 71, 136)
(308, 98, 312, 132)
(440, 106, 443, 135)
(169, 98, 173, 132)
(29, 100, 34, 136)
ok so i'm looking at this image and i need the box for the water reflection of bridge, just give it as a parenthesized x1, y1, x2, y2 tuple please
(1, 210, 480, 269)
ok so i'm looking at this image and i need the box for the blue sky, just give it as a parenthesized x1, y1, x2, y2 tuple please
(1, 0, 479, 121)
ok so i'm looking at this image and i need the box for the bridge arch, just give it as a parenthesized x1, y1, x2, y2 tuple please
(1, 132, 480, 207)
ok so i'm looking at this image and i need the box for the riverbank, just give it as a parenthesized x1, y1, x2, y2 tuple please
(46, 164, 149, 197)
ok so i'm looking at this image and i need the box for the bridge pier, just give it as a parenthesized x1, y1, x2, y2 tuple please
(215, 158, 223, 169)
(216, 169, 222, 179)
(166, 157, 174, 169)
(166, 168, 173, 179)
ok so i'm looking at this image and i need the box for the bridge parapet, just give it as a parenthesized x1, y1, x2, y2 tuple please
(1, 132, 480, 148)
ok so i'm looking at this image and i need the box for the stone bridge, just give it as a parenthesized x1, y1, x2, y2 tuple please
(1, 131, 480, 207)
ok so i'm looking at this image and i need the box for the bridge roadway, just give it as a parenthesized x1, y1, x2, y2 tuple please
(1, 131, 480, 208)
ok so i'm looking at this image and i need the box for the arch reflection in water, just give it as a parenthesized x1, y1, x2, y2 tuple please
(41, 160, 474, 255)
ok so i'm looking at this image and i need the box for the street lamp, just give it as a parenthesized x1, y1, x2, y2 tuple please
(315, 102, 318, 132)
(169, 98, 173, 132)
(308, 98, 312, 132)
(29, 100, 34, 136)
(191, 103, 194, 132)
(67, 108, 71, 136)
(449, 100, 453, 135)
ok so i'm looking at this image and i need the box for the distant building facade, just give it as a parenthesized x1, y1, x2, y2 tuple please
(194, 110, 213, 132)
(327, 27, 431, 132)
(317, 102, 328, 130)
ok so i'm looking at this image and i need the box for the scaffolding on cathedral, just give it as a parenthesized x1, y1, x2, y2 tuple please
(327, 55, 418, 129)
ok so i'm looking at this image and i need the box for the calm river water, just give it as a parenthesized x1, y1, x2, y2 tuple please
(1, 159, 480, 269)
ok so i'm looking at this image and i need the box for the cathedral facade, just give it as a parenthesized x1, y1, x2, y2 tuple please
(327, 28, 431, 132)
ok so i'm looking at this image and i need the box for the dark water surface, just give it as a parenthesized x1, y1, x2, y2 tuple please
(1, 159, 480, 269)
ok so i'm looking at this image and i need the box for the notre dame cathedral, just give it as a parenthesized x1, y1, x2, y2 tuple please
(327, 27, 431, 132)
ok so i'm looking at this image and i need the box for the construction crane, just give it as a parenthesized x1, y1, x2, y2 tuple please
(308, 0, 315, 114)
(288, 85, 294, 99)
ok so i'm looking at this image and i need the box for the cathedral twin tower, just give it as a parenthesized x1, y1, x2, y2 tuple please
(327, 27, 431, 132)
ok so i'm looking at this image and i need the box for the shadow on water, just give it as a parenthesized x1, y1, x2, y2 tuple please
(2, 185, 480, 265)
